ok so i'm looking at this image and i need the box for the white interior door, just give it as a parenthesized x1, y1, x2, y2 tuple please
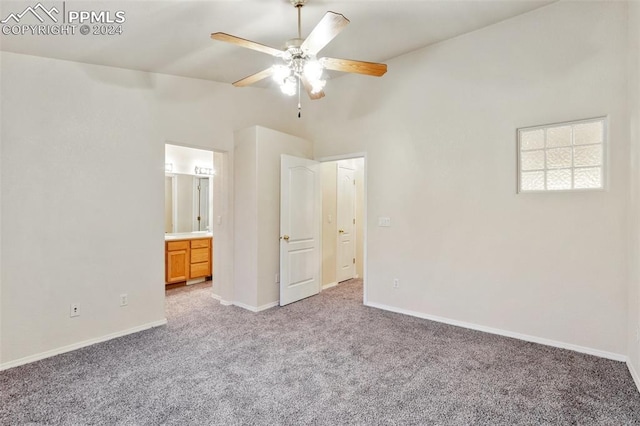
(280, 155, 321, 306)
(336, 165, 356, 282)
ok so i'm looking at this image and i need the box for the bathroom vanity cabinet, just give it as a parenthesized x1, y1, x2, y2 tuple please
(165, 236, 212, 284)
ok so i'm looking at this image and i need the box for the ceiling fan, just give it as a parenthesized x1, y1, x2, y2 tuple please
(210, 0, 387, 114)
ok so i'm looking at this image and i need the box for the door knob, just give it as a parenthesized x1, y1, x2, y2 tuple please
(338, 229, 345, 234)
(281, 235, 290, 241)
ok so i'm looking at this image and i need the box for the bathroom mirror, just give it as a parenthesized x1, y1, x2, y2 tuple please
(165, 173, 212, 233)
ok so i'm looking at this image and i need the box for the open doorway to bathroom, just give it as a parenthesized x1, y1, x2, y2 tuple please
(164, 144, 215, 292)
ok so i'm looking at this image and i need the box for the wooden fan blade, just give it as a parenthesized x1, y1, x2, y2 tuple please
(211, 32, 283, 57)
(301, 12, 349, 56)
(301, 76, 325, 100)
(320, 57, 387, 77)
(233, 68, 274, 87)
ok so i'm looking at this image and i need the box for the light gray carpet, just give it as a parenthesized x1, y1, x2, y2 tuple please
(1, 279, 639, 425)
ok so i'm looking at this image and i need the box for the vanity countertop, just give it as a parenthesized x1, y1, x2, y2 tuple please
(165, 232, 213, 241)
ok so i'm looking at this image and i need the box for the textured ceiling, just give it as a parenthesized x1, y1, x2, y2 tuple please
(0, 0, 555, 84)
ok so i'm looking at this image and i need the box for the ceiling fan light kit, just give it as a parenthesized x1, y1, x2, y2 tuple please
(210, 0, 387, 116)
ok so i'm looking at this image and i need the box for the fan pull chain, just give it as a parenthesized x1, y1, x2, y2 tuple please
(297, 77, 302, 118)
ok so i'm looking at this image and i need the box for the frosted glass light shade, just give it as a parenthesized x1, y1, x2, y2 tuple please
(280, 76, 297, 96)
(303, 60, 323, 81)
(272, 65, 291, 83)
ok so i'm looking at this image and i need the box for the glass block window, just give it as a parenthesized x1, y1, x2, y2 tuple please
(518, 117, 606, 192)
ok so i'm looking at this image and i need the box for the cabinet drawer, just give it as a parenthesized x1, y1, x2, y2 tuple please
(190, 262, 210, 278)
(167, 241, 189, 251)
(191, 247, 210, 264)
(191, 238, 210, 249)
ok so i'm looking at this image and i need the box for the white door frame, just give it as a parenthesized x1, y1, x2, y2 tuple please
(164, 174, 177, 233)
(317, 152, 368, 305)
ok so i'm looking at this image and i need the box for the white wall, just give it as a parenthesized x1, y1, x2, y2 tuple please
(1, 52, 165, 366)
(256, 127, 313, 307)
(628, 0, 640, 387)
(233, 127, 259, 308)
(211, 151, 228, 300)
(322, 162, 338, 286)
(309, 1, 630, 357)
(234, 126, 312, 310)
(0, 52, 309, 367)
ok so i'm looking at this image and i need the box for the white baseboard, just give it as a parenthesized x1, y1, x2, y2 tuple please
(628, 359, 640, 393)
(257, 301, 279, 311)
(233, 301, 257, 311)
(0, 319, 167, 371)
(211, 293, 233, 306)
(233, 300, 278, 312)
(322, 281, 338, 290)
(365, 301, 626, 362)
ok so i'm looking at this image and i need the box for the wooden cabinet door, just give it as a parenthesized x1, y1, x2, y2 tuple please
(166, 249, 188, 283)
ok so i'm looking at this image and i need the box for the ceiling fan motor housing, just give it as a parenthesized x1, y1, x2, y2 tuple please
(285, 38, 304, 49)
(283, 39, 311, 76)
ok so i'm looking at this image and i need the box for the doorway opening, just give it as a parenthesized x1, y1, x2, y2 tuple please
(278, 153, 367, 307)
(164, 143, 220, 297)
(320, 156, 365, 297)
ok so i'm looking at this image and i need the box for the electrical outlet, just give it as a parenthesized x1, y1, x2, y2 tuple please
(378, 217, 391, 227)
(393, 278, 400, 289)
(636, 325, 640, 344)
(120, 294, 128, 307)
(70, 303, 80, 318)
(275, 273, 280, 283)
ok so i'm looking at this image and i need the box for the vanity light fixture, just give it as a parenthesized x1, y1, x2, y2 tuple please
(165, 163, 173, 172)
(195, 166, 214, 175)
